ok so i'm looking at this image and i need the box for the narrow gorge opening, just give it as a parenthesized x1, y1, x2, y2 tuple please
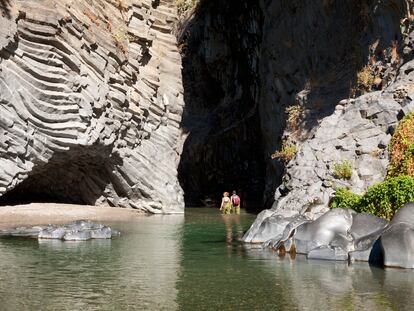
(176, 0, 407, 211)
(177, 1, 267, 210)
(0, 146, 121, 206)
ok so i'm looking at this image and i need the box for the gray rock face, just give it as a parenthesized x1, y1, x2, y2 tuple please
(244, 57, 414, 240)
(0, 0, 184, 213)
(244, 206, 397, 264)
(293, 208, 355, 255)
(381, 203, 414, 268)
(0, 219, 120, 241)
(245, 203, 414, 268)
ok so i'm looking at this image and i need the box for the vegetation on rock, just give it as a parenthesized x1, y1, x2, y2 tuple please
(271, 139, 297, 163)
(332, 160, 353, 180)
(355, 65, 376, 93)
(286, 105, 304, 132)
(176, 0, 198, 14)
(388, 112, 414, 177)
(331, 176, 414, 219)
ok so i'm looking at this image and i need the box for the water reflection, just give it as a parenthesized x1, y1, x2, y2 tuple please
(0, 215, 184, 311)
(221, 214, 243, 243)
(1, 209, 414, 310)
(245, 247, 414, 310)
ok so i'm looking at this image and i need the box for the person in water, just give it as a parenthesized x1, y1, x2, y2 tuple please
(231, 190, 241, 215)
(220, 192, 232, 214)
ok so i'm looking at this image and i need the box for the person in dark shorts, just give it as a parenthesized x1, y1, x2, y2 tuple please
(231, 190, 241, 215)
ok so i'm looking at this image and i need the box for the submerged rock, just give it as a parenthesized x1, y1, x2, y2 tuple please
(0, 220, 120, 241)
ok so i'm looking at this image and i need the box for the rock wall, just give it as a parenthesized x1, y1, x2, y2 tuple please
(178, 0, 409, 209)
(0, 0, 185, 213)
(244, 0, 414, 239)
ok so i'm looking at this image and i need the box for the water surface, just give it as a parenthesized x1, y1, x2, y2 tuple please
(0, 208, 413, 310)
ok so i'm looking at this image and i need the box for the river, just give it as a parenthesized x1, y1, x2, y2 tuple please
(0, 208, 413, 310)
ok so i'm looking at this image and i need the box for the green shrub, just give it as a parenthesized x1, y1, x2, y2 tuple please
(358, 175, 414, 219)
(330, 187, 361, 209)
(332, 160, 353, 180)
(331, 176, 414, 219)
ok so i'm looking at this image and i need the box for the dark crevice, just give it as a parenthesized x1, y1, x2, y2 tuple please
(178, 0, 265, 211)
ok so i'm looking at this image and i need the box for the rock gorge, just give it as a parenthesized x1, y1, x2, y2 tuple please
(0, 0, 185, 213)
(0, 0, 413, 216)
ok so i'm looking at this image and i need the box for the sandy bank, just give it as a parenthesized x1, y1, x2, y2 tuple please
(0, 203, 147, 230)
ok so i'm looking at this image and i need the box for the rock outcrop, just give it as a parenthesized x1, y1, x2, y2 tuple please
(244, 204, 414, 268)
(0, 219, 121, 240)
(0, 0, 185, 213)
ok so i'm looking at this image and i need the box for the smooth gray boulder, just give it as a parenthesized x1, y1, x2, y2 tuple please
(0, 220, 120, 241)
(380, 203, 414, 268)
(293, 208, 355, 254)
(307, 246, 348, 261)
(39, 227, 67, 240)
(64, 230, 93, 241)
(349, 213, 389, 240)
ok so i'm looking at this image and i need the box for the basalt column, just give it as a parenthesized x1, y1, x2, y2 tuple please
(0, 0, 185, 213)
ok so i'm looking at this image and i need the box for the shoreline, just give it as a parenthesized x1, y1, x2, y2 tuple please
(0, 203, 147, 230)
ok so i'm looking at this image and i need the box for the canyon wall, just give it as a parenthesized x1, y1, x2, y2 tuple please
(178, 0, 410, 210)
(0, 0, 185, 213)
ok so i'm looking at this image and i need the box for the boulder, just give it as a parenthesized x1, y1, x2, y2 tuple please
(293, 208, 355, 254)
(0, 220, 120, 241)
(380, 203, 414, 268)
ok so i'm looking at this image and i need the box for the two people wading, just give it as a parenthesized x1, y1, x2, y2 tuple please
(220, 191, 241, 215)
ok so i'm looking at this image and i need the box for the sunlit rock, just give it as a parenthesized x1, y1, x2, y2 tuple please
(381, 203, 414, 268)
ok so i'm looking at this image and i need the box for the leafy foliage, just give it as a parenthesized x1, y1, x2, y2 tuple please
(331, 176, 414, 219)
(332, 160, 353, 180)
(388, 112, 414, 177)
(330, 188, 361, 209)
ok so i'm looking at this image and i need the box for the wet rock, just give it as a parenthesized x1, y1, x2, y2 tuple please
(0, 220, 120, 241)
(39, 227, 67, 240)
(293, 208, 355, 254)
(64, 230, 92, 241)
(307, 246, 348, 261)
(380, 203, 414, 268)
(349, 213, 389, 240)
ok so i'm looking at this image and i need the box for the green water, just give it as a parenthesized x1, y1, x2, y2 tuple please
(0, 208, 414, 310)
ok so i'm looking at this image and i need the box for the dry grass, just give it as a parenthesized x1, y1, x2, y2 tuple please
(176, 0, 198, 14)
(286, 105, 304, 132)
(356, 65, 375, 92)
(271, 139, 297, 163)
(388, 112, 414, 177)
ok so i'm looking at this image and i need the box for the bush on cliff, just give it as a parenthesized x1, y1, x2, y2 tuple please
(331, 176, 414, 219)
(388, 112, 414, 177)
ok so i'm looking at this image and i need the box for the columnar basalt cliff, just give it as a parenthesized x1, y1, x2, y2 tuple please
(0, 0, 185, 213)
(1, 0, 413, 217)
